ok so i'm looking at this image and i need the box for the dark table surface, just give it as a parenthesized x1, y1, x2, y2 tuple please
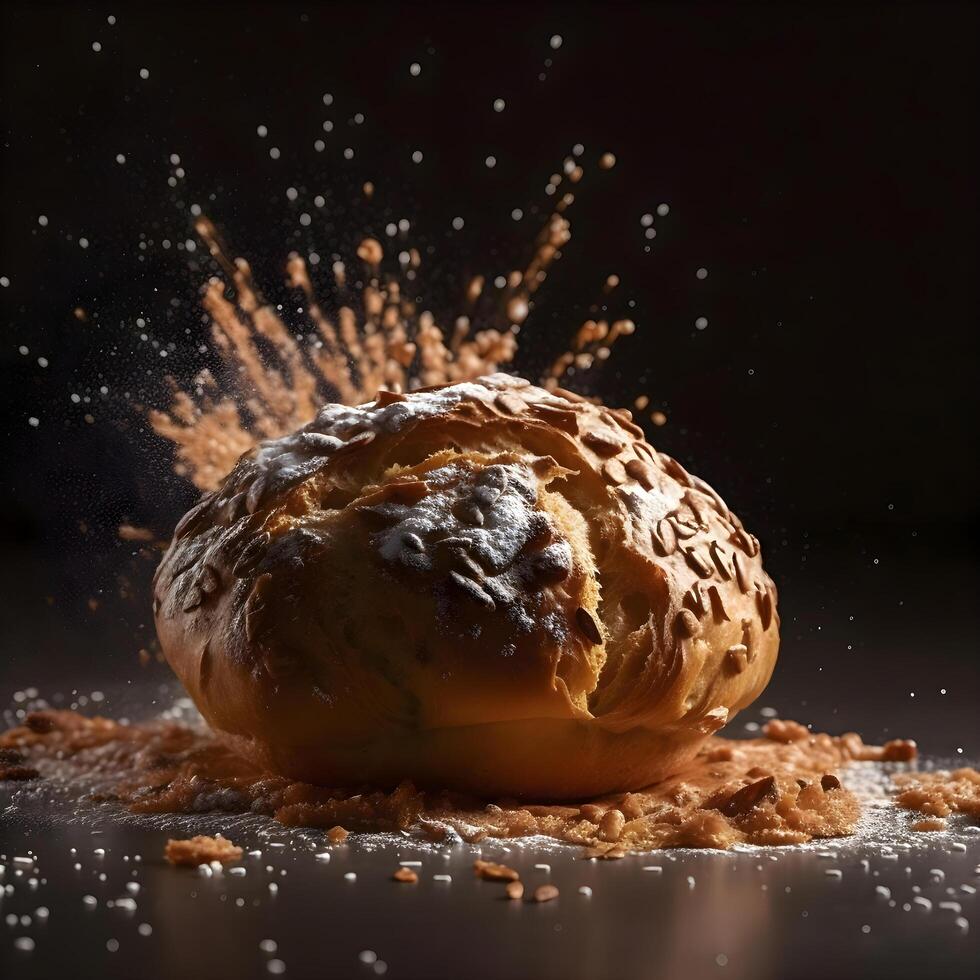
(1, 548, 978, 980)
(2, 654, 979, 979)
(0, 794, 977, 980)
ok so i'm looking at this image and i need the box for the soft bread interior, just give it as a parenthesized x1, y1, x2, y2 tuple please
(273, 419, 678, 728)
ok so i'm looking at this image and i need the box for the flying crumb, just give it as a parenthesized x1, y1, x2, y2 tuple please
(117, 524, 156, 542)
(356, 238, 383, 265)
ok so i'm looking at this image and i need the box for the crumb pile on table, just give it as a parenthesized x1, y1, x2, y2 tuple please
(3, 709, 968, 855)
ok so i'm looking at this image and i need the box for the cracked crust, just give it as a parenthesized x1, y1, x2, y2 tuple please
(154, 374, 779, 798)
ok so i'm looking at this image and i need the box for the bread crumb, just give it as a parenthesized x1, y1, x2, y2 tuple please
(894, 769, 980, 818)
(911, 818, 946, 832)
(0, 747, 39, 782)
(118, 524, 155, 542)
(165, 835, 242, 867)
(473, 859, 520, 882)
(532, 884, 559, 903)
(505, 881, 524, 900)
(763, 719, 810, 743)
(3, 709, 947, 856)
(392, 867, 418, 883)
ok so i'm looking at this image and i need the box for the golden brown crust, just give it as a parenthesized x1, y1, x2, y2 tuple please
(154, 374, 779, 798)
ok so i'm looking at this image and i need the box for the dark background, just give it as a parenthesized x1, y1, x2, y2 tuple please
(0, 2, 977, 747)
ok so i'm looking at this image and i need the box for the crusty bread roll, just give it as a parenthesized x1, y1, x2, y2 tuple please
(154, 374, 778, 798)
